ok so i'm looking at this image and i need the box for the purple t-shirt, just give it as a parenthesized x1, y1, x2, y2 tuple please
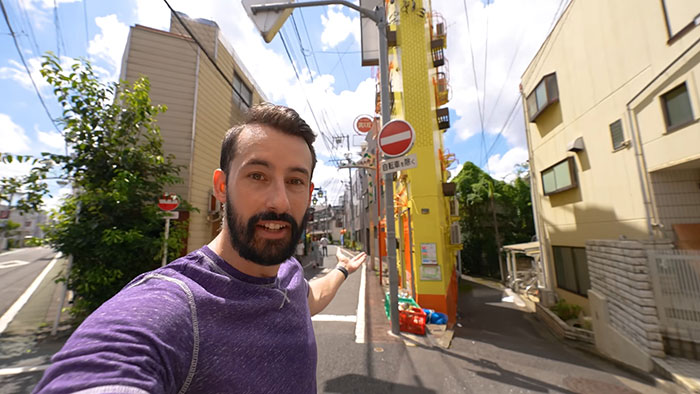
(34, 246, 317, 393)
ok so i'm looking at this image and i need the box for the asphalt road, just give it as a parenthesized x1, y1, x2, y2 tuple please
(0, 247, 58, 318)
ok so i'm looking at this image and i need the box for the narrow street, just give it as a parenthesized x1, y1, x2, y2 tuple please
(307, 248, 678, 394)
(0, 246, 681, 393)
(0, 247, 58, 319)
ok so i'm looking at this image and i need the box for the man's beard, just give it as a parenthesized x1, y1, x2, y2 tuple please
(225, 195, 308, 267)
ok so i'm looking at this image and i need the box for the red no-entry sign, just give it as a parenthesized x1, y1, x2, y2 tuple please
(158, 194, 179, 211)
(378, 119, 415, 157)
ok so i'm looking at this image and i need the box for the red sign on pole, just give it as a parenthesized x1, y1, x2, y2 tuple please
(158, 194, 179, 211)
(378, 119, 415, 158)
(354, 115, 374, 134)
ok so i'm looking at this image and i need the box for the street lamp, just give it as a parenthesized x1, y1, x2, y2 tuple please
(244, 0, 400, 335)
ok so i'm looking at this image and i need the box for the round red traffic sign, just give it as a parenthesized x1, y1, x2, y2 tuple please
(354, 115, 374, 133)
(378, 119, 415, 157)
(158, 194, 179, 211)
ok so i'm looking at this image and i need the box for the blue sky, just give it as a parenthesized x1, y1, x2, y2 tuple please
(0, 0, 568, 207)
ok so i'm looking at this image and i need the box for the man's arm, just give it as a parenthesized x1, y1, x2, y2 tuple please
(307, 250, 366, 316)
(34, 277, 194, 394)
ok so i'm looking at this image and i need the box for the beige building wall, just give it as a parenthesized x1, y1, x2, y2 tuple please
(121, 13, 265, 253)
(521, 0, 700, 306)
(122, 26, 198, 201)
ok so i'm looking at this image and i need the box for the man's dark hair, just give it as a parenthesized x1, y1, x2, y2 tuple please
(220, 103, 317, 177)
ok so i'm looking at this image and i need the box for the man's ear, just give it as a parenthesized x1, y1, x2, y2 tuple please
(213, 169, 227, 203)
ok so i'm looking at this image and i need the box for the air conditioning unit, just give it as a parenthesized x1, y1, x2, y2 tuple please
(450, 222, 461, 244)
(449, 197, 459, 217)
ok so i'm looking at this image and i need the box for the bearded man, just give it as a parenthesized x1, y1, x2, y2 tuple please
(34, 104, 366, 394)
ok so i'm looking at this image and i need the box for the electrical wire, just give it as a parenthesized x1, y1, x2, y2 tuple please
(53, 0, 66, 56)
(16, 0, 39, 54)
(83, 0, 89, 58)
(461, 0, 486, 166)
(484, 97, 521, 161)
(0, 0, 62, 134)
(162, 0, 252, 107)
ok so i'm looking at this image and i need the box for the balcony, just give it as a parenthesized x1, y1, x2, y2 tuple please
(437, 107, 450, 130)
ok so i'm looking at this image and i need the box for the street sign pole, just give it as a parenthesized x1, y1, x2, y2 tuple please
(162, 217, 170, 267)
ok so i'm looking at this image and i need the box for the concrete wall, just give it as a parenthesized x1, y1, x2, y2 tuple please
(586, 239, 673, 370)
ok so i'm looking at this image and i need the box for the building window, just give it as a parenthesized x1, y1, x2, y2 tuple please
(526, 72, 559, 121)
(609, 119, 625, 150)
(553, 246, 590, 297)
(541, 157, 577, 196)
(661, 82, 694, 132)
(233, 72, 253, 110)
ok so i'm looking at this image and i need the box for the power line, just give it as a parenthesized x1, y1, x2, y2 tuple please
(82, 0, 89, 57)
(290, 13, 314, 83)
(161, 0, 250, 106)
(0, 0, 62, 134)
(53, 0, 66, 56)
(16, 0, 40, 54)
(298, 9, 322, 73)
(461, 0, 486, 166)
(484, 97, 520, 161)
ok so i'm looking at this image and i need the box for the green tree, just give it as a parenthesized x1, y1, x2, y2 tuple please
(454, 162, 535, 279)
(1, 53, 190, 320)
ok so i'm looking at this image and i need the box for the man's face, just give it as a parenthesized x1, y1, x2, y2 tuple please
(224, 125, 313, 266)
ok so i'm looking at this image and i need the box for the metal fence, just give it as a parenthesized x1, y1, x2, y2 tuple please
(648, 249, 700, 342)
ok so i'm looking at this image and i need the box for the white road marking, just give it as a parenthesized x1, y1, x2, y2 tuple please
(0, 365, 50, 376)
(0, 253, 61, 334)
(0, 260, 31, 269)
(355, 259, 367, 344)
(311, 314, 357, 322)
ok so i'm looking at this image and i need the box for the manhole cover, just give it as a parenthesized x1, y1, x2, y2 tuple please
(563, 377, 642, 394)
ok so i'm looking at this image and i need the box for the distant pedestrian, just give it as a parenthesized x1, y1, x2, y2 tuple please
(320, 236, 329, 256)
(34, 104, 367, 393)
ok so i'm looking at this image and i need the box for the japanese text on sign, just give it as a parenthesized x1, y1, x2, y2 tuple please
(381, 153, 417, 174)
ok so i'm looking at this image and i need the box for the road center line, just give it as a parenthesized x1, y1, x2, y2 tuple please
(0, 253, 61, 334)
(0, 365, 50, 376)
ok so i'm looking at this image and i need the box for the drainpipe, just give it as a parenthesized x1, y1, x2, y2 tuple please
(626, 106, 655, 238)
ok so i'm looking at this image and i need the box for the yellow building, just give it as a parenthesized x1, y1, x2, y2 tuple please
(120, 12, 265, 252)
(522, 0, 700, 312)
(373, 0, 461, 324)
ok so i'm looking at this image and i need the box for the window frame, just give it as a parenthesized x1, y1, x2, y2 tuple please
(552, 245, 590, 297)
(660, 82, 695, 133)
(527, 72, 559, 122)
(233, 72, 253, 109)
(541, 156, 578, 196)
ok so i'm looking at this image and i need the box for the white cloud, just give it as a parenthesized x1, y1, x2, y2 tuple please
(36, 127, 65, 150)
(0, 58, 47, 92)
(43, 185, 72, 212)
(433, 0, 569, 162)
(485, 147, 528, 182)
(88, 14, 129, 79)
(320, 5, 360, 50)
(0, 55, 75, 93)
(0, 114, 31, 153)
(0, 114, 34, 179)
